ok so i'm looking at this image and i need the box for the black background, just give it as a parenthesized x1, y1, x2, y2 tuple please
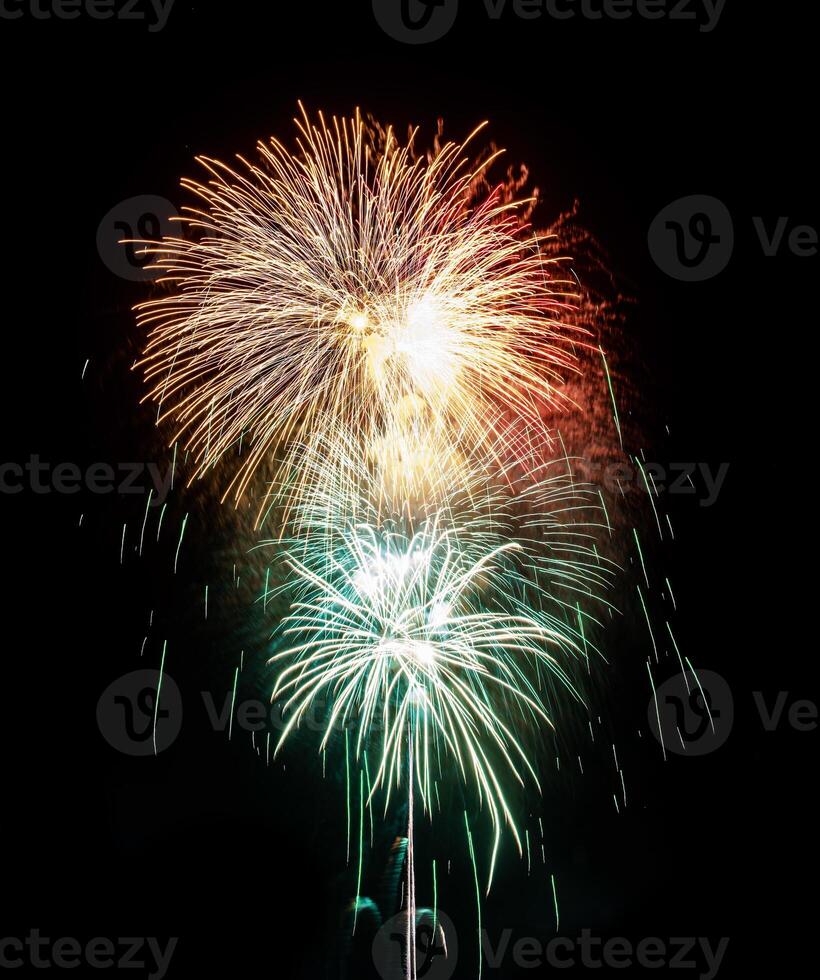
(1, 2, 816, 978)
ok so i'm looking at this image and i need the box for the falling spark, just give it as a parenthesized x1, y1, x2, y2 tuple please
(634, 457, 663, 539)
(666, 621, 689, 689)
(665, 577, 677, 611)
(228, 667, 239, 741)
(464, 810, 483, 980)
(432, 858, 438, 933)
(153, 639, 168, 756)
(636, 585, 658, 662)
(174, 513, 188, 573)
(599, 346, 622, 448)
(646, 660, 666, 761)
(139, 489, 153, 556)
(632, 528, 650, 590)
(352, 769, 365, 935)
(156, 502, 167, 542)
(685, 656, 715, 733)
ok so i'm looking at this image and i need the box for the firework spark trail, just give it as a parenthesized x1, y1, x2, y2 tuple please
(407, 728, 416, 980)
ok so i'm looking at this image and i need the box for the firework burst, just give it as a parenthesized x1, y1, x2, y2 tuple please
(135, 105, 587, 512)
(272, 519, 585, 890)
(264, 423, 615, 890)
(130, 106, 632, 980)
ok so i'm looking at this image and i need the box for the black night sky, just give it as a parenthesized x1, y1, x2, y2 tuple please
(2, 3, 816, 979)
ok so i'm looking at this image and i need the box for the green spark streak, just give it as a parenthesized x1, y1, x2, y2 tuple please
(353, 769, 365, 935)
(345, 729, 351, 865)
(153, 639, 168, 756)
(464, 811, 483, 980)
(204, 584, 209, 620)
(635, 457, 663, 538)
(646, 661, 666, 761)
(174, 513, 188, 573)
(632, 528, 650, 589)
(599, 346, 623, 447)
(364, 754, 374, 846)
(156, 502, 167, 542)
(432, 858, 438, 933)
(666, 621, 689, 690)
(685, 656, 715, 732)
(139, 489, 153, 556)
(598, 489, 612, 536)
(263, 568, 270, 612)
(665, 577, 677, 611)
(120, 524, 127, 564)
(170, 443, 177, 491)
(228, 667, 239, 740)
(525, 829, 531, 875)
(576, 603, 589, 673)
(636, 585, 658, 661)
(551, 873, 560, 931)
(81, 358, 89, 380)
